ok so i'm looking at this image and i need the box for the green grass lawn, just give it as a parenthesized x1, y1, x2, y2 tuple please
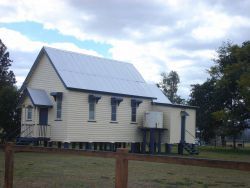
(0, 146, 250, 188)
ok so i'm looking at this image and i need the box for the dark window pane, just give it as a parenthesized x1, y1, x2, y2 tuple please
(111, 104, 117, 121)
(89, 102, 95, 120)
(56, 96, 62, 119)
(111, 113, 116, 121)
(131, 107, 136, 122)
(131, 114, 136, 122)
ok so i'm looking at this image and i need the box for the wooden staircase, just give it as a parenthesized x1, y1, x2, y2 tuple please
(16, 124, 51, 145)
(183, 143, 199, 155)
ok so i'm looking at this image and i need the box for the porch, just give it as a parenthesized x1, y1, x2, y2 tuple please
(20, 123, 51, 139)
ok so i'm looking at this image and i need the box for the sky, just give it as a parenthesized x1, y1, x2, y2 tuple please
(0, 0, 250, 99)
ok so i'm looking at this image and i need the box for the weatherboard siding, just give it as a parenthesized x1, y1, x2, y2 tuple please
(168, 107, 196, 144)
(66, 90, 152, 142)
(20, 97, 35, 137)
(21, 97, 35, 124)
(27, 54, 68, 141)
(152, 105, 196, 144)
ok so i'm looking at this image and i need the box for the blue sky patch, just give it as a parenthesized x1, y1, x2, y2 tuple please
(0, 21, 112, 57)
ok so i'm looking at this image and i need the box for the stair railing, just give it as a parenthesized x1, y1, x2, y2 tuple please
(185, 129, 196, 139)
(20, 124, 34, 138)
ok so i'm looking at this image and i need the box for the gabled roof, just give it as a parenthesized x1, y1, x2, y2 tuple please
(148, 84, 198, 109)
(21, 46, 173, 102)
(36, 47, 158, 99)
(148, 84, 171, 104)
(26, 87, 53, 107)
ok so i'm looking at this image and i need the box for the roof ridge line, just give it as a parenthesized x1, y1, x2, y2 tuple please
(44, 46, 133, 66)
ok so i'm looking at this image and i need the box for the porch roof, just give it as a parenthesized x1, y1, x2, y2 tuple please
(27, 87, 53, 107)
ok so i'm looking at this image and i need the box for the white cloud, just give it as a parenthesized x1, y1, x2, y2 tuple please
(0, 28, 44, 52)
(191, 11, 250, 41)
(1, 0, 250, 98)
(0, 28, 101, 87)
(0, 28, 101, 56)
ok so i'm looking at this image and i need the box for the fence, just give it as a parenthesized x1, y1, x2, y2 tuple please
(2, 143, 250, 188)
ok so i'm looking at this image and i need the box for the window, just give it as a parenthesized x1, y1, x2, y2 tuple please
(56, 95, 62, 119)
(50, 92, 63, 120)
(88, 95, 101, 121)
(26, 106, 32, 120)
(131, 104, 137, 122)
(111, 102, 117, 121)
(111, 97, 123, 122)
(89, 101, 95, 120)
(131, 99, 142, 123)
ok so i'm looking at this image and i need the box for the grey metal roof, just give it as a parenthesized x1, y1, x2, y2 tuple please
(43, 47, 156, 99)
(148, 84, 171, 104)
(27, 87, 53, 107)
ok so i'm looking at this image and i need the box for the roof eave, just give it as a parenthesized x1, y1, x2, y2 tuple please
(152, 102, 198, 109)
(67, 87, 156, 100)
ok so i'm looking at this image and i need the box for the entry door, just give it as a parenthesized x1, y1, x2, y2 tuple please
(39, 108, 48, 125)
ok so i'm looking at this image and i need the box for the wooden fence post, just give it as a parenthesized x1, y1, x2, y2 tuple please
(115, 148, 129, 188)
(4, 142, 14, 188)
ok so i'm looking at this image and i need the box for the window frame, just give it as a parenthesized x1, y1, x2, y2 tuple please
(111, 101, 117, 122)
(130, 99, 142, 123)
(56, 95, 62, 120)
(88, 100, 96, 121)
(26, 106, 33, 121)
(131, 104, 137, 123)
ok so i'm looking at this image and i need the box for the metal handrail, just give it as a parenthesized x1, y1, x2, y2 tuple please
(20, 124, 34, 138)
(185, 129, 196, 139)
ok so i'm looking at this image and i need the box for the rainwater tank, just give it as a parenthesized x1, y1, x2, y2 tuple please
(143, 111, 163, 128)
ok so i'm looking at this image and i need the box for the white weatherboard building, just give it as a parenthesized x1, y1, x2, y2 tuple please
(19, 47, 197, 153)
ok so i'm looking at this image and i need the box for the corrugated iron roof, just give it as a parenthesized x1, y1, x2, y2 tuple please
(148, 84, 171, 104)
(43, 47, 156, 98)
(27, 87, 53, 107)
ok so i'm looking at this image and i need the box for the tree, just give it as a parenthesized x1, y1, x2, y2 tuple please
(158, 71, 185, 104)
(209, 41, 250, 148)
(0, 39, 20, 142)
(189, 41, 250, 147)
(0, 86, 20, 142)
(189, 79, 220, 142)
(0, 39, 16, 88)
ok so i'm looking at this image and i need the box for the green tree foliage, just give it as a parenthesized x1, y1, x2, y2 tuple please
(0, 39, 20, 142)
(189, 79, 221, 142)
(0, 86, 20, 142)
(189, 41, 250, 145)
(158, 71, 185, 104)
(0, 39, 16, 88)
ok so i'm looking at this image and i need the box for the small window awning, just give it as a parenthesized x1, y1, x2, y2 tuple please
(50, 92, 63, 101)
(25, 87, 53, 107)
(111, 97, 123, 106)
(88, 94, 101, 103)
(131, 98, 143, 107)
(180, 111, 189, 117)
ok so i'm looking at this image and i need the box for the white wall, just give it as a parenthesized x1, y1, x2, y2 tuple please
(26, 54, 68, 141)
(66, 90, 152, 142)
(152, 104, 196, 144)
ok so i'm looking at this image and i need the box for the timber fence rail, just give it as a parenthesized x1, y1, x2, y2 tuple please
(2, 143, 250, 188)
